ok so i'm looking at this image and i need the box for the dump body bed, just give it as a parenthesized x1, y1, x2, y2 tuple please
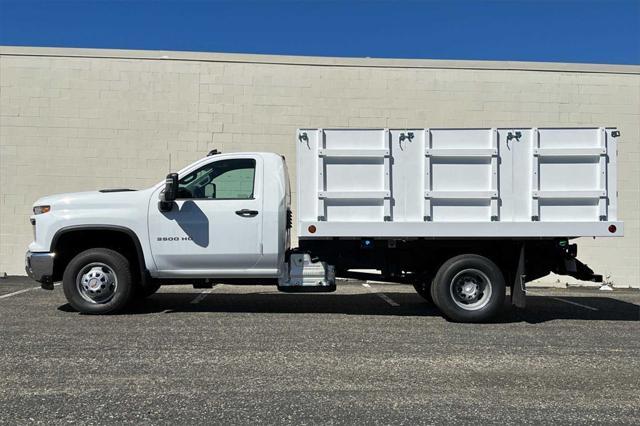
(296, 128, 622, 238)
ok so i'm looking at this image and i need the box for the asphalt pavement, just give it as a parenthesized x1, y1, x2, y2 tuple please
(1, 276, 639, 425)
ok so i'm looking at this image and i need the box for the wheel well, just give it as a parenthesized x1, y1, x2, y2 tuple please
(51, 228, 145, 282)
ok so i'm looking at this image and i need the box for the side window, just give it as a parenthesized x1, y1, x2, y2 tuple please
(177, 159, 256, 199)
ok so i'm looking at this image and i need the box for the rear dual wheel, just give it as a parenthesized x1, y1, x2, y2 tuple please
(429, 254, 505, 323)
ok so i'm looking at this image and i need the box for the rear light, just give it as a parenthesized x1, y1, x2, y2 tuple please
(308, 225, 317, 234)
(608, 224, 617, 233)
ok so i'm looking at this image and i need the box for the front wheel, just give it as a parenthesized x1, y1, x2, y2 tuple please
(62, 248, 134, 314)
(431, 254, 505, 323)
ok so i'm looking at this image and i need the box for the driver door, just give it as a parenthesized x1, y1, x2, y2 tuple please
(148, 155, 263, 276)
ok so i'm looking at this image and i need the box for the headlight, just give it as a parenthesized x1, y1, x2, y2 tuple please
(33, 205, 51, 215)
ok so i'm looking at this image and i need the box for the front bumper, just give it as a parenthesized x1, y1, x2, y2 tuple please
(25, 251, 55, 289)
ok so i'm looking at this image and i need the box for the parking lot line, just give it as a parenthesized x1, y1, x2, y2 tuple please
(0, 282, 62, 300)
(0, 286, 40, 300)
(362, 283, 400, 307)
(189, 288, 215, 304)
(528, 291, 599, 311)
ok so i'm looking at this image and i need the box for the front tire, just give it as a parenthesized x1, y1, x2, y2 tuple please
(62, 248, 134, 314)
(431, 254, 505, 323)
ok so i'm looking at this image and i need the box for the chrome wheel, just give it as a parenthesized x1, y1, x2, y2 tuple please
(449, 268, 492, 311)
(76, 262, 118, 304)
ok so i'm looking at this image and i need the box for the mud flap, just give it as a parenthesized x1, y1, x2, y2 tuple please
(511, 243, 527, 309)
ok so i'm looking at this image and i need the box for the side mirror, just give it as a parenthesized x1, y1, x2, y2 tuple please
(159, 173, 178, 211)
(161, 173, 178, 202)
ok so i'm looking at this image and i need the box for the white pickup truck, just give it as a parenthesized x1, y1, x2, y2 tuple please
(26, 127, 623, 322)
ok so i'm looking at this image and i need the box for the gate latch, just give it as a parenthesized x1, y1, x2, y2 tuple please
(507, 131, 522, 142)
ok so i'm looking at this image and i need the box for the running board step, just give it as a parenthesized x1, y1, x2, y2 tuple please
(277, 284, 336, 293)
(278, 253, 336, 293)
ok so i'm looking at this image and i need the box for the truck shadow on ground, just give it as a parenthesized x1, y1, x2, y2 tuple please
(58, 290, 640, 324)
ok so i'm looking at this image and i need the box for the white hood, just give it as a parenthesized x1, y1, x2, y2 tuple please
(33, 189, 150, 211)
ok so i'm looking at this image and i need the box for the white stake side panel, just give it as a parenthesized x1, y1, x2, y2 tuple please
(296, 128, 622, 238)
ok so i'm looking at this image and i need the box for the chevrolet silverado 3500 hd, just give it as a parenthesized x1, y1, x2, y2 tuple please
(26, 127, 623, 322)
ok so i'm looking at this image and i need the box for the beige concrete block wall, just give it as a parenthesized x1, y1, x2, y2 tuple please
(1, 47, 639, 287)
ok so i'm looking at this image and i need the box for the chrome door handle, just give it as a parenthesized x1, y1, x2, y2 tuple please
(235, 209, 259, 217)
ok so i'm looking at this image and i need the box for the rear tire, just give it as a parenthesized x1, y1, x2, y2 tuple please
(431, 254, 505, 323)
(62, 248, 133, 314)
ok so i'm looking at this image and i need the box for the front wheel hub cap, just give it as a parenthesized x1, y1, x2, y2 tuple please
(76, 263, 118, 304)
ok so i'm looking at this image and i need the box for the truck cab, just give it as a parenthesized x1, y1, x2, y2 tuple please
(148, 152, 290, 278)
(26, 152, 309, 314)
